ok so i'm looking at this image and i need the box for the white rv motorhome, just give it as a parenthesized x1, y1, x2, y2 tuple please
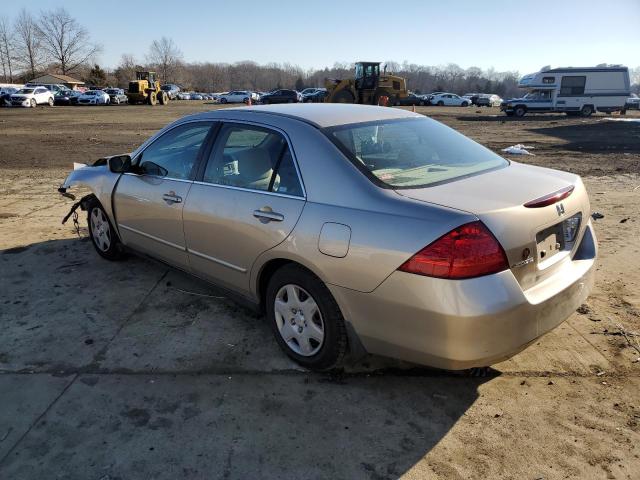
(501, 65, 630, 117)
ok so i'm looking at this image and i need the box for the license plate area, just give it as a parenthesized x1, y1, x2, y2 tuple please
(536, 213, 582, 266)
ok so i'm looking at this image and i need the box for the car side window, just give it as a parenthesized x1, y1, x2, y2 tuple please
(138, 122, 212, 180)
(203, 124, 304, 197)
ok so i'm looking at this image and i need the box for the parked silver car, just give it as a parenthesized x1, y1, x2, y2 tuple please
(58, 104, 596, 370)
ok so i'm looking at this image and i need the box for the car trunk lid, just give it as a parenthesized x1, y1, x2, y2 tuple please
(396, 162, 590, 290)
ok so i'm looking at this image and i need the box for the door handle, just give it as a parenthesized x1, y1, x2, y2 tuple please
(162, 192, 182, 204)
(253, 209, 284, 222)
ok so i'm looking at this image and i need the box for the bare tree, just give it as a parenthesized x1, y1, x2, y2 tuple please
(0, 16, 15, 82)
(114, 53, 142, 88)
(37, 7, 101, 75)
(147, 37, 183, 84)
(14, 9, 42, 79)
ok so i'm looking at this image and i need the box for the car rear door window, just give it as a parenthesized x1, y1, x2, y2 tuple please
(202, 124, 304, 197)
(137, 122, 213, 180)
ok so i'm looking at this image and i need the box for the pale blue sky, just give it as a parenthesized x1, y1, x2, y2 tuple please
(4, 0, 639, 73)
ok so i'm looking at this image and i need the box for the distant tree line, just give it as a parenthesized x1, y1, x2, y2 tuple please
(1, 8, 638, 97)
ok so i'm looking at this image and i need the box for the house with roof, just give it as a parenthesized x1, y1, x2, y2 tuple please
(28, 73, 85, 90)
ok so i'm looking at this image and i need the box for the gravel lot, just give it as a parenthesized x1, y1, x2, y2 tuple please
(1, 103, 639, 479)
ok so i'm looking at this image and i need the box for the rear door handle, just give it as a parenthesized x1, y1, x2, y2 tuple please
(253, 209, 284, 222)
(162, 193, 182, 204)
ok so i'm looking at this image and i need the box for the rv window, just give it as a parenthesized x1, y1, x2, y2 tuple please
(560, 76, 586, 96)
(542, 76, 555, 84)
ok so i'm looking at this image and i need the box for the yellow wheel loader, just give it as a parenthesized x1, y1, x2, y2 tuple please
(325, 62, 408, 106)
(126, 71, 169, 106)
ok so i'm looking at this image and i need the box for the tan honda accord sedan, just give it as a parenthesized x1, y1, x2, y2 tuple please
(59, 104, 597, 370)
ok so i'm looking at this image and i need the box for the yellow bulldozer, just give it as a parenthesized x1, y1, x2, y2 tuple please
(126, 71, 168, 105)
(325, 62, 408, 106)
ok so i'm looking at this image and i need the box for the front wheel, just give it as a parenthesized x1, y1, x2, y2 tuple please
(88, 202, 124, 260)
(159, 91, 168, 105)
(220, 98, 227, 104)
(30, 98, 36, 108)
(461, 101, 469, 107)
(514, 106, 527, 117)
(266, 264, 347, 370)
(113, 97, 120, 105)
(437, 100, 444, 106)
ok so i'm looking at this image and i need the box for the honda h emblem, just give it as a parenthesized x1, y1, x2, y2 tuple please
(556, 203, 565, 216)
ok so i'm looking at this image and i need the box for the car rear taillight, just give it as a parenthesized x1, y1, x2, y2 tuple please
(398, 221, 508, 279)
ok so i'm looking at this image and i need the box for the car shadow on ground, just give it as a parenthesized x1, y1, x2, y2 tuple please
(0, 237, 494, 479)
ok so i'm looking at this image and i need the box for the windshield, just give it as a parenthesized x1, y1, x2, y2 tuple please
(328, 118, 508, 189)
(17, 89, 34, 94)
(524, 90, 551, 100)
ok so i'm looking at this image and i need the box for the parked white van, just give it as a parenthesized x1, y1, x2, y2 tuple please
(501, 65, 630, 117)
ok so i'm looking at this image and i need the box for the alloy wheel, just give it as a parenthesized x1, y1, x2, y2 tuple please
(274, 284, 324, 356)
(90, 208, 112, 252)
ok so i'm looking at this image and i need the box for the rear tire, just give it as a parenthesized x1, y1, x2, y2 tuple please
(148, 92, 157, 106)
(88, 202, 124, 261)
(48, 97, 54, 107)
(266, 264, 347, 370)
(159, 91, 168, 105)
(437, 100, 444, 106)
(220, 98, 227, 104)
(580, 105, 593, 117)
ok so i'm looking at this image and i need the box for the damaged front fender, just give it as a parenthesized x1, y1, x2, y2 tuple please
(58, 156, 127, 229)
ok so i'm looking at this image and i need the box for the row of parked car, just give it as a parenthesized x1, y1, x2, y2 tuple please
(170, 88, 327, 104)
(0, 84, 130, 107)
(395, 91, 503, 107)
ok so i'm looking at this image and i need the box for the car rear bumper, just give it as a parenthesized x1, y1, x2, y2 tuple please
(330, 222, 597, 370)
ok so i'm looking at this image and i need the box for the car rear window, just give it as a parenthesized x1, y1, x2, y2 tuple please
(327, 117, 508, 189)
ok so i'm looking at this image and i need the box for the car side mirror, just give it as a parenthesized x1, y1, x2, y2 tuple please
(140, 161, 168, 177)
(108, 155, 131, 173)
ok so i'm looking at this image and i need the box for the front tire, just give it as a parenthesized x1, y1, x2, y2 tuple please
(88, 202, 124, 261)
(159, 91, 168, 105)
(514, 106, 527, 117)
(437, 100, 444, 106)
(30, 98, 36, 108)
(266, 264, 347, 370)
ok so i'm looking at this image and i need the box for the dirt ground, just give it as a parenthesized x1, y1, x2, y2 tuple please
(0, 103, 639, 479)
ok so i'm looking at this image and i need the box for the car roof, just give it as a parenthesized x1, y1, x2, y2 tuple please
(196, 103, 420, 128)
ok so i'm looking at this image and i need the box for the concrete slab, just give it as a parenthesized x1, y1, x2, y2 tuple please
(0, 373, 483, 479)
(0, 374, 74, 461)
(0, 238, 166, 372)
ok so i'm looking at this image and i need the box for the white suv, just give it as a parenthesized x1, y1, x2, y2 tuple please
(10, 86, 55, 108)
